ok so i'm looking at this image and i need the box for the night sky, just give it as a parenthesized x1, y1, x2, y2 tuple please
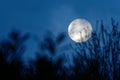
(0, 0, 120, 62)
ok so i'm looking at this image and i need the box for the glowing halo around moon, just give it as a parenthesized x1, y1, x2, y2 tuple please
(68, 19, 92, 43)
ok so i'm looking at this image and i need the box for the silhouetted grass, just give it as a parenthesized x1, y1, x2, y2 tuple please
(0, 19, 120, 80)
(0, 30, 29, 80)
(71, 18, 120, 80)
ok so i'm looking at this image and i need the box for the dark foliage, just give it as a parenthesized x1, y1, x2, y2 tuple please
(31, 32, 67, 80)
(32, 56, 63, 80)
(0, 19, 120, 80)
(70, 18, 120, 80)
(0, 30, 29, 80)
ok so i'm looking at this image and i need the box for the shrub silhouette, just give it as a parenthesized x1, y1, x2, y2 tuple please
(29, 32, 67, 80)
(0, 19, 120, 80)
(39, 31, 66, 55)
(0, 30, 29, 80)
(31, 56, 63, 80)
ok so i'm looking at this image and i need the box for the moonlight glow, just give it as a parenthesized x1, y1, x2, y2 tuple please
(68, 19, 92, 43)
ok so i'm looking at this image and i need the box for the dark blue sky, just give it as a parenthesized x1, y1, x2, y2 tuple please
(0, 0, 120, 37)
(0, 0, 120, 62)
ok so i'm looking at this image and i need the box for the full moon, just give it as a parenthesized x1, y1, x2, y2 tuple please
(68, 19, 92, 43)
